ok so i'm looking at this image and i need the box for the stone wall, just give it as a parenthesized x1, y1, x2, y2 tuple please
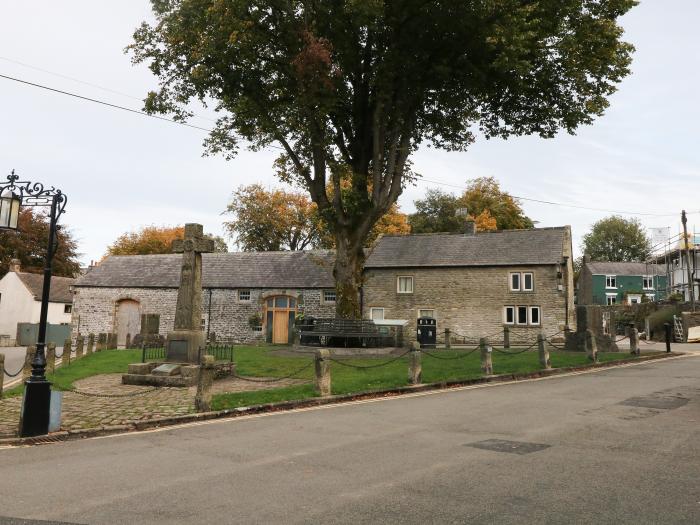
(362, 264, 572, 343)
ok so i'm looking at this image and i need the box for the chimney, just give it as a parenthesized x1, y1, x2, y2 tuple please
(8, 259, 21, 273)
(464, 218, 477, 235)
(583, 254, 591, 265)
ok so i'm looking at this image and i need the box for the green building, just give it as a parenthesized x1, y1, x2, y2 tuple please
(578, 259, 668, 305)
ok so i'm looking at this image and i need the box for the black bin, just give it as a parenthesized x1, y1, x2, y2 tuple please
(417, 317, 437, 348)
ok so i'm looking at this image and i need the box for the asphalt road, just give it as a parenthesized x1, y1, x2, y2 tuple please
(1, 354, 699, 525)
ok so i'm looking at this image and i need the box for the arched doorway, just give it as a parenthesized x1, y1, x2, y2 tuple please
(264, 296, 297, 344)
(115, 299, 141, 347)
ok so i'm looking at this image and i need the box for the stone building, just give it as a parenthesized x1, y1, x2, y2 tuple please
(72, 251, 337, 345)
(362, 227, 575, 341)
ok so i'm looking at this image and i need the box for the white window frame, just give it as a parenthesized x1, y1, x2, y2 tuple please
(523, 272, 534, 292)
(323, 290, 337, 303)
(418, 309, 435, 319)
(605, 275, 617, 289)
(516, 306, 528, 325)
(504, 306, 515, 325)
(642, 276, 654, 290)
(509, 272, 521, 291)
(605, 293, 617, 305)
(238, 290, 251, 302)
(370, 307, 385, 321)
(529, 306, 541, 326)
(397, 276, 414, 294)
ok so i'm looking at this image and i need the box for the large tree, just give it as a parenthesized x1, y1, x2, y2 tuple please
(107, 225, 228, 256)
(0, 208, 81, 279)
(129, 0, 636, 316)
(582, 215, 651, 262)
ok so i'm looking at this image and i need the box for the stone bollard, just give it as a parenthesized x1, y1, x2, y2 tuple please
(46, 343, 56, 375)
(87, 333, 95, 355)
(194, 354, 215, 413)
(504, 326, 511, 349)
(76, 335, 84, 359)
(408, 341, 422, 385)
(63, 338, 73, 364)
(292, 329, 300, 346)
(537, 332, 551, 370)
(630, 327, 640, 356)
(22, 346, 37, 381)
(445, 328, 451, 349)
(585, 329, 598, 362)
(480, 338, 493, 376)
(0, 353, 5, 398)
(96, 333, 105, 352)
(314, 348, 332, 397)
(125, 333, 131, 349)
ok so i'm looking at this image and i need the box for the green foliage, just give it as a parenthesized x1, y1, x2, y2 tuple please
(582, 215, 652, 262)
(409, 177, 534, 233)
(129, 0, 637, 315)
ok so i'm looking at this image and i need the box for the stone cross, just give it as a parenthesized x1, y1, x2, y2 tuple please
(172, 224, 214, 331)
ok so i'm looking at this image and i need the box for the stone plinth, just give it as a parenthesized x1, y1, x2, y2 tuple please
(165, 330, 206, 364)
(566, 305, 618, 352)
(121, 361, 234, 388)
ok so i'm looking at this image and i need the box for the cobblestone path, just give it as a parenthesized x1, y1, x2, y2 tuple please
(0, 374, 307, 437)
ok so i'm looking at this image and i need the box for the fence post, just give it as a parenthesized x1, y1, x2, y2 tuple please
(87, 333, 95, 355)
(46, 343, 56, 375)
(480, 338, 493, 376)
(22, 346, 36, 381)
(314, 348, 331, 397)
(76, 335, 84, 359)
(629, 327, 640, 356)
(194, 354, 215, 413)
(585, 329, 598, 363)
(141, 343, 146, 363)
(537, 332, 551, 370)
(664, 322, 672, 353)
(408, 341, 422, 385)
(445, 328, 451, 349)
(504, 326, 510, 349)
(0, 353, 5, 398)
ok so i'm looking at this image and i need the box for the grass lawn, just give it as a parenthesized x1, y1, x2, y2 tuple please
(211, 346, 645, 411)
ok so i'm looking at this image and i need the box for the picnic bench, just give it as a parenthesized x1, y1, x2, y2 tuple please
(298, 318, 399, 348)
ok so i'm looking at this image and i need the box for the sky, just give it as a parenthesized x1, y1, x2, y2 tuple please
(1, 1, 699, 266)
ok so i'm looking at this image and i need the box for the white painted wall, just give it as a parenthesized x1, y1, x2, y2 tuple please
(0, 272, 73, 337)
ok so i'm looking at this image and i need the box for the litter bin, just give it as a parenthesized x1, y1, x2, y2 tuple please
(417, 317, 437, 348)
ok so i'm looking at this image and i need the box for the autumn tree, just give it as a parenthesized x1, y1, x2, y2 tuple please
(0, 208, 81, 279)
(107, 225, 228, 256)
(130, 0, 636, 316)
(582, 216, 651, 262)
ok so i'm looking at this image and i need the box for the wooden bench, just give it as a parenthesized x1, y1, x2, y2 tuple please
(299, 318, 396, 347)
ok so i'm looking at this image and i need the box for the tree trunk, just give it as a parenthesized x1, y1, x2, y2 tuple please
(333, 234, 365, 319)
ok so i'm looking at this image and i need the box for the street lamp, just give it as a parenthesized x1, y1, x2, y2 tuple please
(0, 169, 67, 437)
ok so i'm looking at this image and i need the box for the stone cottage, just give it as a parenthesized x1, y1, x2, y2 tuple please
(72, 251, 337, 345)
(362, 227, 575, 341)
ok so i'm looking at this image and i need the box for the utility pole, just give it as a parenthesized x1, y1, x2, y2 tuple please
(681, 210, 695, 311)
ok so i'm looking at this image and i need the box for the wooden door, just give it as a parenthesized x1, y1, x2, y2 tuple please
(272, 311, 289, 344)
(116, 300, 141, 347)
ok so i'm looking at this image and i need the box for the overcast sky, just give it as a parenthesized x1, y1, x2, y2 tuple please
(1, 1, 699, 266)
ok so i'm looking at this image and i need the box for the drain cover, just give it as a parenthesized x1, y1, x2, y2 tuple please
(466, 439, 551, 455)
(620, 396, 688, 410)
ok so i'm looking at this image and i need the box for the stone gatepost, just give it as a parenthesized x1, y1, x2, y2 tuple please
(46, 343, 56, 375)
(585, 330, 598, 362)
(22, 346, 37, 381)
(480, 338, 493, 376)
(314, 349, 331, 397)
(504, 326, 511, 349)
(408, 341, 422, 385)
(87, 333, 95, 354)
(125, 333, 131, 349)
(445, 328, 451, 349)
(537, 332, 551, 370)
(0, 353, 5, 398)
(630, 328, 640, 356)
(76, 335, 84, 359)
(194, 354, 215, 413)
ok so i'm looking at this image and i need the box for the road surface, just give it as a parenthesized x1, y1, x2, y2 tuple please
(0, 354, 699, 524)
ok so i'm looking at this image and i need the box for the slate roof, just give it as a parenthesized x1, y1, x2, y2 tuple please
(16, 272, 75, 304)
(365, 227, 570, 268)
(74, 251, 336, 289)
(586, 261, 665, 276)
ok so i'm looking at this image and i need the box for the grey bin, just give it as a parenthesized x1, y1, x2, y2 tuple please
(417, 317, 437, 349)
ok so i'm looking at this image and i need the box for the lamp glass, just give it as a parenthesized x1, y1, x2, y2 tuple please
(0, 191, 21, 230)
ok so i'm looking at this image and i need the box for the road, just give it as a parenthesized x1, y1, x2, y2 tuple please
(0, 354, 699, 524)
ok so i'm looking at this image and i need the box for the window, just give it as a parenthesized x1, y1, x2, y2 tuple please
(504, 306, 515, 325)
(418, 309, 435, 318)
(605, 275, 617, 289)
(529, 306, 540, 325)
(606, 293, 617, 305)
(238, 290, 251, 302)
(517, 306, 528, 325)
(523, 273, 534, 291)
(510, 273, 521, 291)
(64, 304, 72, 314)
(323, 290, 336, 303)
(370, 307, 385, 321)
(397, 276, 414, 294)
(200, 318, 206, 330)
(642, 276, 654, 290)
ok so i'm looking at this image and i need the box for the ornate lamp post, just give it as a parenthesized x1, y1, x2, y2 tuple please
(0, 170, 67, 437)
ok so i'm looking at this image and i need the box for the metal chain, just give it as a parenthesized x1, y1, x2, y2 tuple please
(329, 351, 411, 370)
(63, 386, 161, 398)
(419, 346, 480, 360)
(3, 364, 25, 378)
(491, 340, 539, 355)
(232, 361, 315, 383)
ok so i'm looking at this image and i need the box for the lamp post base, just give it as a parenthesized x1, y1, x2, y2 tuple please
(18, 380, 52, 437)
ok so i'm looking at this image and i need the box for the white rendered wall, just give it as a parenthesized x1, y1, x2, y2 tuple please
(0, 273, 35, 337)
(30, 300, 72, 325)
